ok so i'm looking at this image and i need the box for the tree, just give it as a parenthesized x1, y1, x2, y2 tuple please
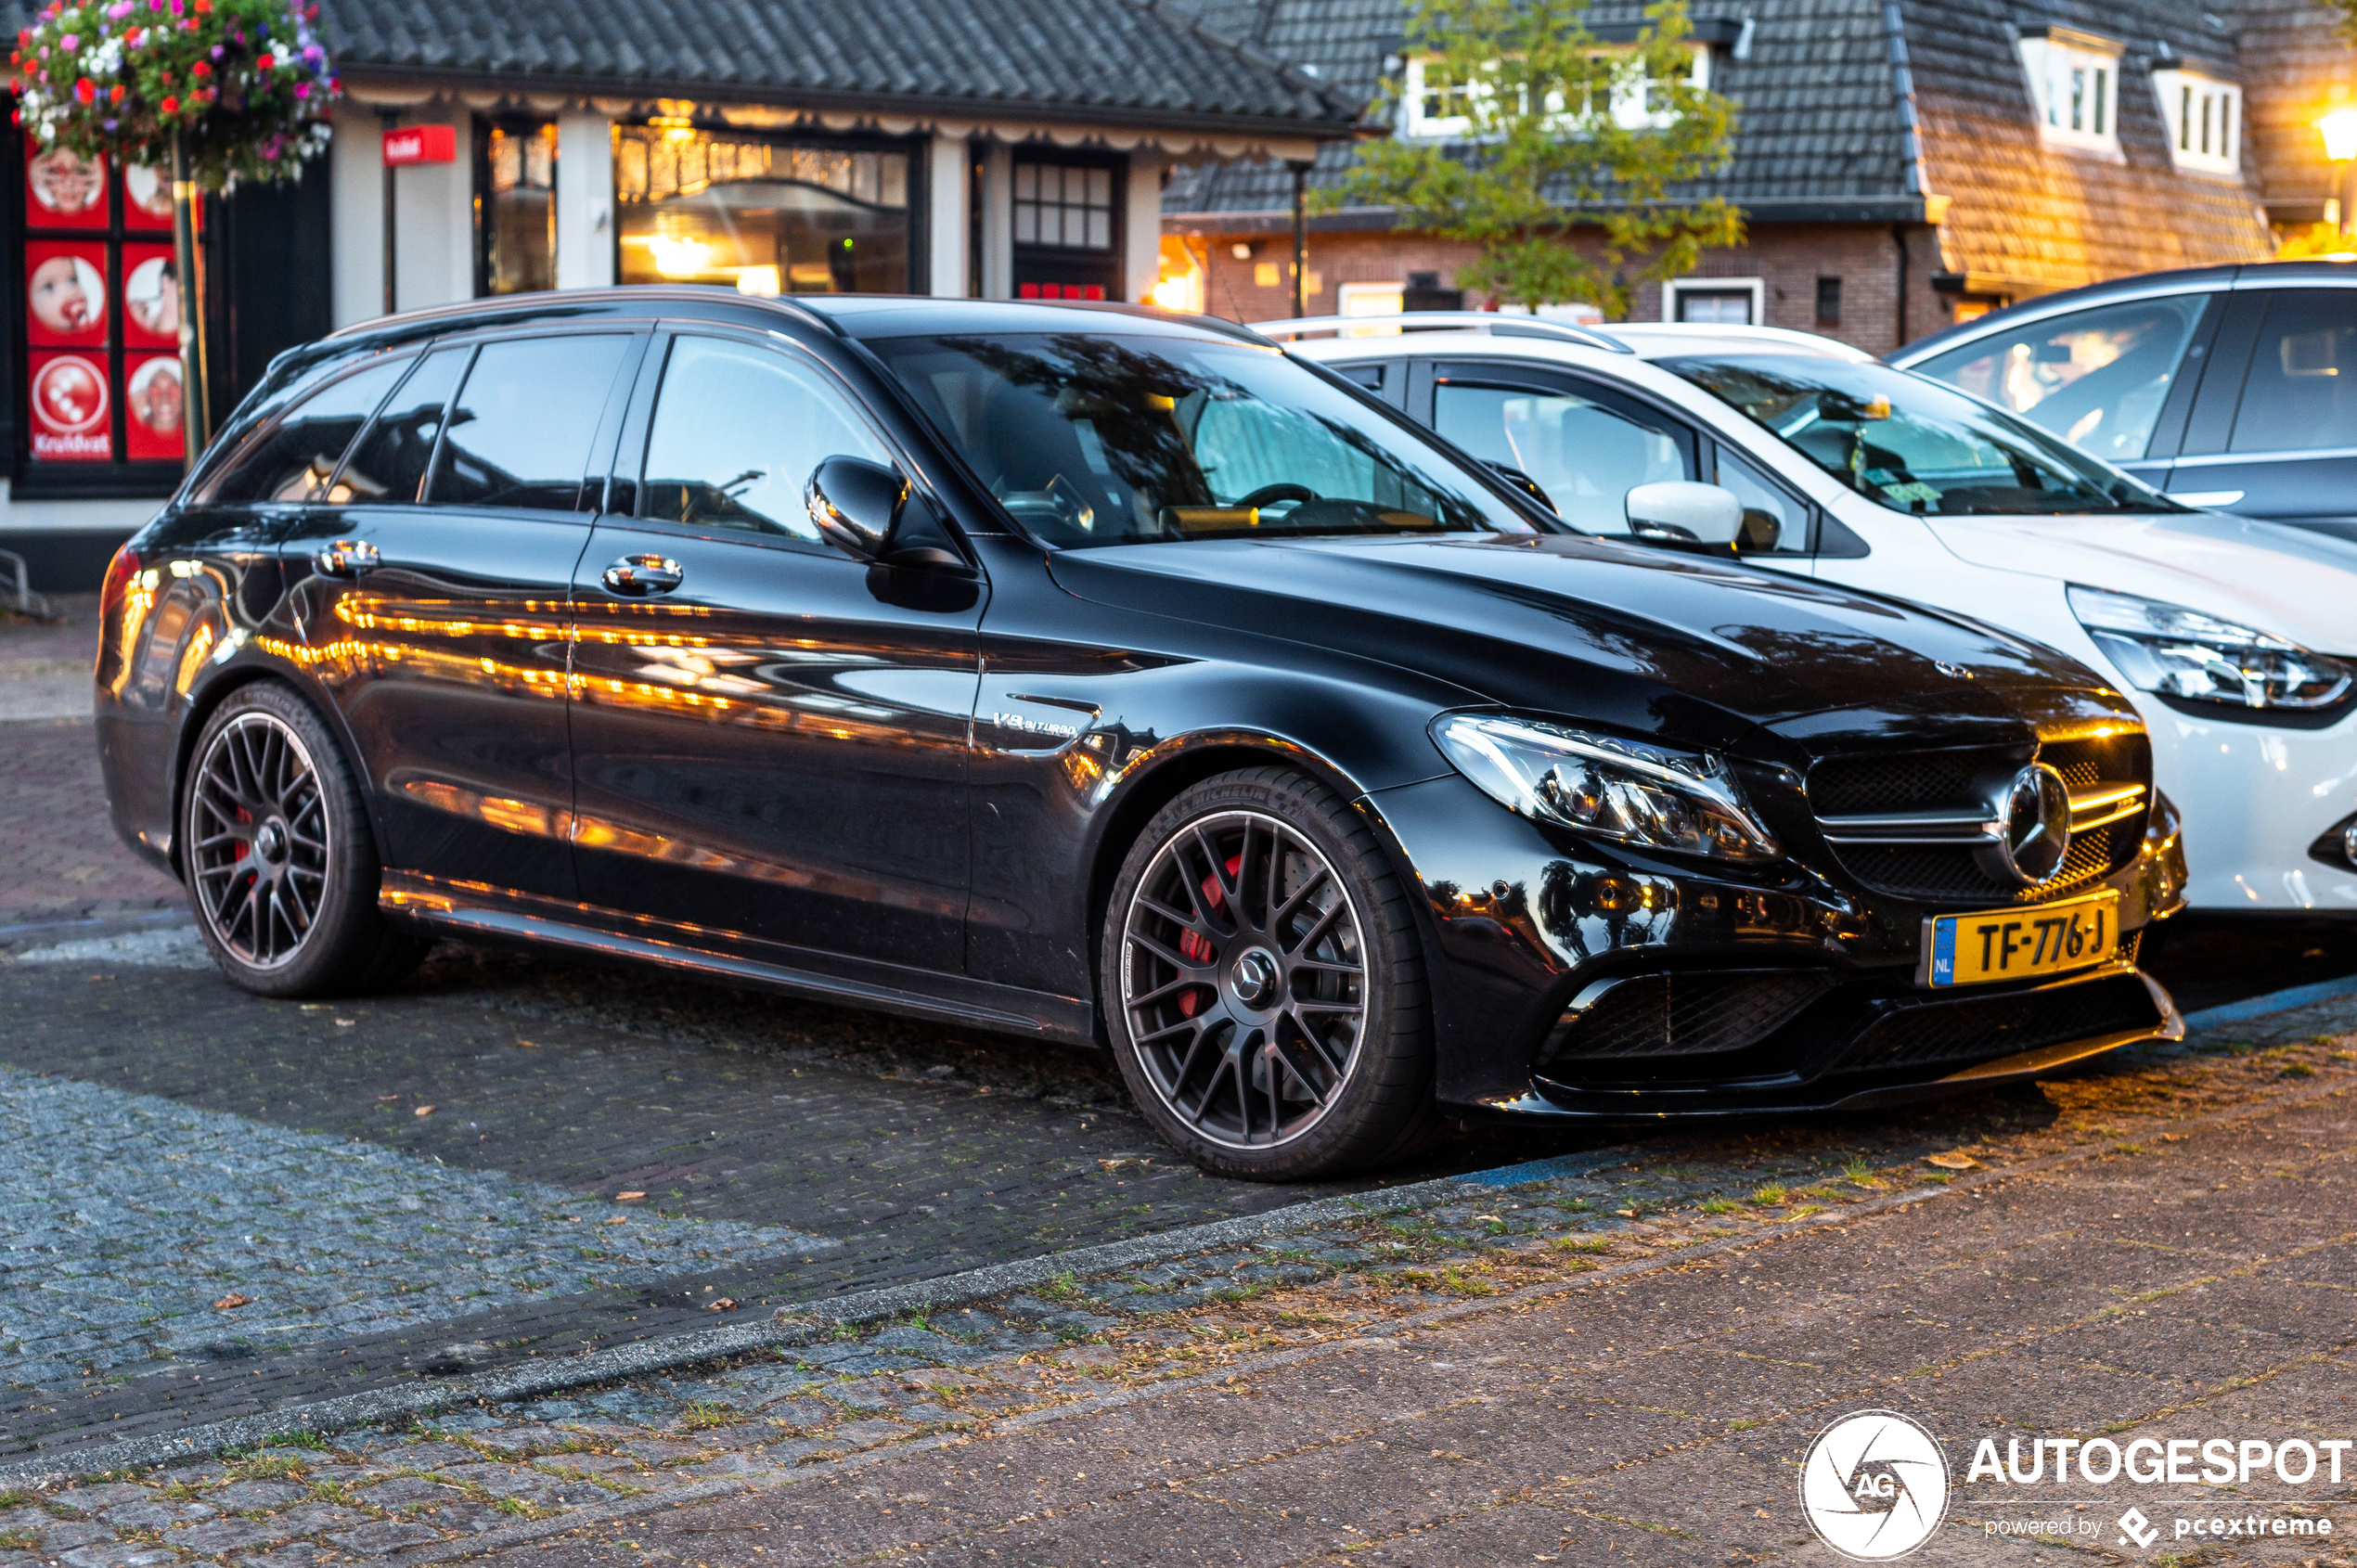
(1325, 0, 1741, 315)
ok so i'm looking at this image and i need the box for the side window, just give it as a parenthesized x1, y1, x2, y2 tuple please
(1910, 295, 2206, 463)
(639, 335, 890, 543)
(1712, 448, 1810, 554)
(1432, 379, 1686, 535)
(202, 358, 409, 505)
(1333, 363, 1388, 393)
(333, 346, 470, 506)
(2228, 290, 2357, 456)
(428, 335, 632, 511)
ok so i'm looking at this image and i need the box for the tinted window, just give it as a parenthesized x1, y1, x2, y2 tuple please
(1432, 379, 1685, 535)
(1667, 356, 2179, 516)
(333, 347, 469, 506)
(2229, 290, 2357, 455)
(204, 358, 408, 505)
(1912, 295, 2205, 463)
(427, 335, 630, 511)
(869, 332, 1534, 546)
(640, 336, 889, 541)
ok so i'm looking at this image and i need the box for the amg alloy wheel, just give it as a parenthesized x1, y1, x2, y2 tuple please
(181, 683, 427, 996)
(1104, 767, 1433, 1180)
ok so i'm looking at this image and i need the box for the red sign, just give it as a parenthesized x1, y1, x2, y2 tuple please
(382, 125, 457, 167)
(124, 353, 185, 460)
(23, 144, 107, 229)
(25, 240, 108, 347)
(29, 352, 112, 461)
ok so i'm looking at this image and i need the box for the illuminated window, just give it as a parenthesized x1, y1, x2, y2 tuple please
(613, 123, 911, 294)
(2016, 30, 2123, 156)
(2151, 70, 2241, 176)
(478, 120, 557, 296)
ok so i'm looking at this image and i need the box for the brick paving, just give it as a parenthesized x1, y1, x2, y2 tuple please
(0, 996, 2348, 1566)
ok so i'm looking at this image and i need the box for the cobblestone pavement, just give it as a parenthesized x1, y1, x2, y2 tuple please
(0, 1064, 836, 1391)
(0, 597, 97, 724)
(0, 994, 2349, 1565)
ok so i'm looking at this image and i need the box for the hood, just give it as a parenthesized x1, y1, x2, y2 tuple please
(1047, 533, 2114, 752)
(1926, 510, 2357, 654)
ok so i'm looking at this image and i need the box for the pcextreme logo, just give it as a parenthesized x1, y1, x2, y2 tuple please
(1799, 1409, 1952, 1561)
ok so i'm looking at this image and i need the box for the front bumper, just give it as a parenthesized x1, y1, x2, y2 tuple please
(1359, 772, 2187, 1118)
(2146, 700, 2357, 914)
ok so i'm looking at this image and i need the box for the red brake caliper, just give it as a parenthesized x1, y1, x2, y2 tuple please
(1176, 855, 1242, 1017)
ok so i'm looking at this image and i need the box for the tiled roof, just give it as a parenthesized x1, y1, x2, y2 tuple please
(1166, 0, 2273, 289)
(0, 0, 1364, 134)
(2234, 0, 2355, 225)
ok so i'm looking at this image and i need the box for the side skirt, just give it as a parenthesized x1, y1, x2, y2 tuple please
(379, 869, 1098, 1047)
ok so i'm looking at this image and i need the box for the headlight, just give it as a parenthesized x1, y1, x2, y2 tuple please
(2067, 585, 2353, 711)
(1430, 713, 1781, 863)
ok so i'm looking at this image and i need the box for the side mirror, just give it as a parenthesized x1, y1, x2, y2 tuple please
(1624, 482, 1745, 549)
(805, 456, 907, 560)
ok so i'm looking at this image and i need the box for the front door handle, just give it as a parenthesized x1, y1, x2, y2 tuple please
(602, 554, 684, 597)
(313, 539, 380, 577)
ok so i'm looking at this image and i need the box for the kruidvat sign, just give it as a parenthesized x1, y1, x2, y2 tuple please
(1799, 1409, 2343, 1560)
(381, 125, 457, 168)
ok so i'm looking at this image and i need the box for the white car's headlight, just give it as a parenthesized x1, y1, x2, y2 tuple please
(2067, 585, 2353, 712)
(1431, 713, 1781, 863)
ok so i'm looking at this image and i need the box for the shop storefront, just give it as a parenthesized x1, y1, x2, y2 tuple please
(0, 1, 1353, 588)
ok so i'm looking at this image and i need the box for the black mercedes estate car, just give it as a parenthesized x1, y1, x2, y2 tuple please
(96, 291, 2188, 1179)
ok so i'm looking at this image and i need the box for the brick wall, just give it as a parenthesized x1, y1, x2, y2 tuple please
(1185, 221, 1964, 353)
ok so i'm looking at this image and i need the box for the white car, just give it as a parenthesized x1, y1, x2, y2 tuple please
(1257, 313, 2357, 916)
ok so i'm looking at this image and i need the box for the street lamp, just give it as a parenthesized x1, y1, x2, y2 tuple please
(2321, 109, 2357, 234)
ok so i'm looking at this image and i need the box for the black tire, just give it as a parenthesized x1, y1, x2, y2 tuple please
(180, 681, 427, 997)
(1101, 765, 1435, 1181)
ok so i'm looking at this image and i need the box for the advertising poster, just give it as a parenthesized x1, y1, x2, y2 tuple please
(23, 142, 106, 229)
(24, 239, 108, 347)
(122, 162, 174, 231)
(28, 350, 112, 461)
(122, 354, 184, 460)
(122, 242, 179, 349)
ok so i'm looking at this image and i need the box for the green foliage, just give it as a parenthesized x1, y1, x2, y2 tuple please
(11, 0, 337, 191)
(1323, 0, 1741, 313)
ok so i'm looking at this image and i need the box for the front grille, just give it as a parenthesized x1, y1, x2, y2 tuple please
(1539, 970, 1834, 1065)
(1825, 970, 2161, 1077)
(1810, 732, 2152, 906)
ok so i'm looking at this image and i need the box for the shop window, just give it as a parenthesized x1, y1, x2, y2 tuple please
(2152, 71, 2240, 176)
(478, 121, 557, 296)
(614, 124, 910, 295)
(1013, 161, 1114, 251)
(2016, 30, 2122, 156)
(16, 140, 183, 483)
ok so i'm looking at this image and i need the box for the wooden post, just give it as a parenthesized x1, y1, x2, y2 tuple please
(169, 131, 212, 463)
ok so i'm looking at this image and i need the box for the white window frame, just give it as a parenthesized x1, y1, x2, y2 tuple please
(1663, 276, 1763, 326)
(2151, 69, 2242, 176)
(2016, 31, 2124, 158)
(1336, 280, 1407, 336)
(1398, 46, 1709, 141)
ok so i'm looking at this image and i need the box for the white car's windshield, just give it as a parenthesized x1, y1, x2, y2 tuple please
(867, 331, 1538, 546)
(1663, 355, 2185, 517)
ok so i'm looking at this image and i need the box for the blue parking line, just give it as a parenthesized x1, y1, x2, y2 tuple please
(2182, 974, 2357, 1032)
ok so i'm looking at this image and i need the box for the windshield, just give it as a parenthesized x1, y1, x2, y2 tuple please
(865, 331, 1537, 546)
(1662, 355, 2183, 516)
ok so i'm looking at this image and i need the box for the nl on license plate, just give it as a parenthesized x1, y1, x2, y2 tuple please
(1922, 889, 2120, 988)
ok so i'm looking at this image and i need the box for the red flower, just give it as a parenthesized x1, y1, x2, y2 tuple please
(190, 58, 208, 75)
(71, 73, 90, 101)
(160, 92, 176, 110)
(256, 51, 273, 69)
(107, 80, 122, 100)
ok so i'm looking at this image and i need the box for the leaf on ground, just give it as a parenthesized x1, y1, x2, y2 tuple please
(1925, 1151, 1980, 1170)
(414, 1105, 435, 1117)
(616, 1191, 647, 1201)
(708, 1297, 740, 1312)
(213, 1292, 251, 1310)
(603, 1215, 628, 1226)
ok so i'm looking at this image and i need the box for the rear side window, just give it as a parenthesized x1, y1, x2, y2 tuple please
(2228, 290, 2357, 455)
(1432, 379, 1686, 535)
(203, 358, 409, 505)
(333, 346, 469, 505)
(427, 335, 631, 511)
(1910, 295, 2205, 464)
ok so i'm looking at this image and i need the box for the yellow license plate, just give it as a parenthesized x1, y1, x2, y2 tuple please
(1922, 890, 2120, 988)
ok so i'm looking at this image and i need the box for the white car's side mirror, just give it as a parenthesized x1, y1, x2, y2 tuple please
(1625, 482, 1745, 547)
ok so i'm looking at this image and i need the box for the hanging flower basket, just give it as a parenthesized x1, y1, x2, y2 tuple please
(9, 0, 337, 191)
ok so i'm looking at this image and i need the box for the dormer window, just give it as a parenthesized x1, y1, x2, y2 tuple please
(1397, 46, 1709, 141)
(2152, 69, 2241, 175)
(2016, 28, 2124, 157)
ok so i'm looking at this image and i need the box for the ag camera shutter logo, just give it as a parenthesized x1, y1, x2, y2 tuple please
(1799, 1409, 1952, 1561)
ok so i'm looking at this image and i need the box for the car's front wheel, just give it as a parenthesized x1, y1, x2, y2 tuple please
(181, 681, 426, 996)
(1102, 766, 1434, 1180)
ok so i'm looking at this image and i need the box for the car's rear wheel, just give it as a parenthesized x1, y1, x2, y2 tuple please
(1102, 766, 1434, 1180)
(181, 682, 426, 996)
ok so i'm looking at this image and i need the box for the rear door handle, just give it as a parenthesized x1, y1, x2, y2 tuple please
(602, 554, 684, 597)
(313, 539, 380, 577)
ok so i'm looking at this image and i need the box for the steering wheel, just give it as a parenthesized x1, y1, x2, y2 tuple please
(1232, 482, 1318, 509)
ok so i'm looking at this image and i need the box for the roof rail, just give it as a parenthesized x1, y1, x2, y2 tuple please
(1248, 311, 1634, 354)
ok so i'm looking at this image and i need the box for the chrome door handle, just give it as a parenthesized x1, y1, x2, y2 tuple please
(313, 539, 380, 577)
(602, 554, 684, 596)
